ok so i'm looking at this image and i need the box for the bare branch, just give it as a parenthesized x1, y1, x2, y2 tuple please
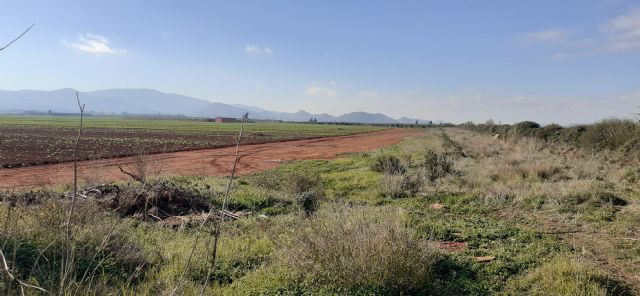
(60, 91, 84, 292)
(1, 249, 47, 294)
(171, 113, 249, 296)
(118, 165, 145, 183)
(0, 23, 34, 51)
(201, 112, 249, 294)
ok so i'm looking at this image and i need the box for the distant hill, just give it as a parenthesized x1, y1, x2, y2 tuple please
(0, 88, 431, 124)
(335, 112, 397, 124)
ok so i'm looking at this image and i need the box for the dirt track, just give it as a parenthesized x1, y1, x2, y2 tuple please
(0, 129, 422, 189)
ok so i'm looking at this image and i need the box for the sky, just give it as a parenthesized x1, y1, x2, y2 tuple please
(1, 0, 639, 124)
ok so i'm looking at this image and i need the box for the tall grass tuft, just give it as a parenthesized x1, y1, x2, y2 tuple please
(507, 256, 629, 295)
(281, 205, 438, 294)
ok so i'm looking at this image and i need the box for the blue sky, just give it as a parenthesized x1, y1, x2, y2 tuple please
(1, 0, 639, 124)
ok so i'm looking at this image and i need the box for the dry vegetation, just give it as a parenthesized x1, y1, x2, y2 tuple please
(0, 121, 638, 295)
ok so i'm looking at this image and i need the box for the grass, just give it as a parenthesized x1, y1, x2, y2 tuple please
(1, 126, 639, 295)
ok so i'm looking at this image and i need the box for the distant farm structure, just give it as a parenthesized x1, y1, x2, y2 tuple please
(211, 117, 240, 123)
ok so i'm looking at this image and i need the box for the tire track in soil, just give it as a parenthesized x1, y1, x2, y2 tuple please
(0, 128, 422, 189)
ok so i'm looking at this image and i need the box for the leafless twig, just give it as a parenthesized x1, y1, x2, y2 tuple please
(60, 91, 85, 293)
(1, 249, 47, 295)
(200, 112, 248, 294)
(169, 113, 248, 295)
(0, 23, 34, 52)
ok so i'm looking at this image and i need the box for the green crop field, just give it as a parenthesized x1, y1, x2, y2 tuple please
(0, 115, 383, 167)
(0, 115, 380, 135)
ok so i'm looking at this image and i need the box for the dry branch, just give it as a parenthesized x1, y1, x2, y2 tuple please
(60, 91, 85, 292)
(1, 249, 47, 295)
(0, 24, 34, 51)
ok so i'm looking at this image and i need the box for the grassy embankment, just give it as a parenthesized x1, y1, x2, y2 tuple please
(0, 124, 638, 295)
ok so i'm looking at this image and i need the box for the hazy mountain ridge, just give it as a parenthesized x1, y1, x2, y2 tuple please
(0, 88, 429, 124)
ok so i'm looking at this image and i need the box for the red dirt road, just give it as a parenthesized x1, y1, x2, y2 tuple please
(0, 129, 422, 189)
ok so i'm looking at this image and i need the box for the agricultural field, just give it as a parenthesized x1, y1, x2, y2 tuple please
(0, 123, 638, 295)
(0, 115, 382, 168)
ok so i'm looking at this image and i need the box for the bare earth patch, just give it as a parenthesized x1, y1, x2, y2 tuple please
(0, 128, 422, 189)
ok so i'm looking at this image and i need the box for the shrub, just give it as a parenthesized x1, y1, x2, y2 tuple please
(109, 179, 212, 218)
(506, 256, 627, 295)
(509, 121, 541, 138)
(370, 154, 406, 175)
(282, 206, 438, 294)
(619, 136, 640, 154)
(423, 149, 453, 182)
(578, 119, 639, 150)
(296, 191, 319, 215)
(536, 123, 563, 141)
(439, 132, 465, 158)
(379, 173, 422, 199)
(285, 171, 322, 196)
(0, 201, 150, 293)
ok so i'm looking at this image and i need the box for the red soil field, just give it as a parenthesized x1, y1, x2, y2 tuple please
(0, 128, 422, 189)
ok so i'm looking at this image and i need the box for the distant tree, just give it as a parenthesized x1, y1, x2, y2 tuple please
(428, 120, 433, 125)
(415, 120, 419, 125)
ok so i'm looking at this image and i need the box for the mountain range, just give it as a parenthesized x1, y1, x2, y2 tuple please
(0, 88, 431, 124)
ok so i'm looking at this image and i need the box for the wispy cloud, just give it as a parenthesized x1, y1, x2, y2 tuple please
(357, 90, 379, 97)
(245, 44, 274, 55)
(602, 7, 640, 52)
(519, 7, 640, 57)
(519, 29, 572, 45)
(306, 82, 337, 97)
(65, 33, 126, 55)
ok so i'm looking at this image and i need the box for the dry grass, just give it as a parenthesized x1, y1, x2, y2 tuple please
(281, 205, 438, 293)
(433, 128, 639, 291)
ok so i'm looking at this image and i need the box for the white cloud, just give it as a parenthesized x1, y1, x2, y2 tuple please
(245, 44, 274, 55)
(306, 84, 337, 97)
(519, 30, 572, 45)
(520, 7, 640, 57)
(358, 90, 379, 97)
(65, 33, 127, 55)
(602, 7, 640, 52)
(619, 90, 640, 102)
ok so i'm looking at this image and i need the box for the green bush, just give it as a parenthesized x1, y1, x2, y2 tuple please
(285, 171, 322, 196)
(379, 173, 422, 199)
(296, 191, 319, 215)
(579, 119, 639, 150)
(370, 154, 406, 175)
(423, 149, 453, 182)
(439, 132, 465, 158)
